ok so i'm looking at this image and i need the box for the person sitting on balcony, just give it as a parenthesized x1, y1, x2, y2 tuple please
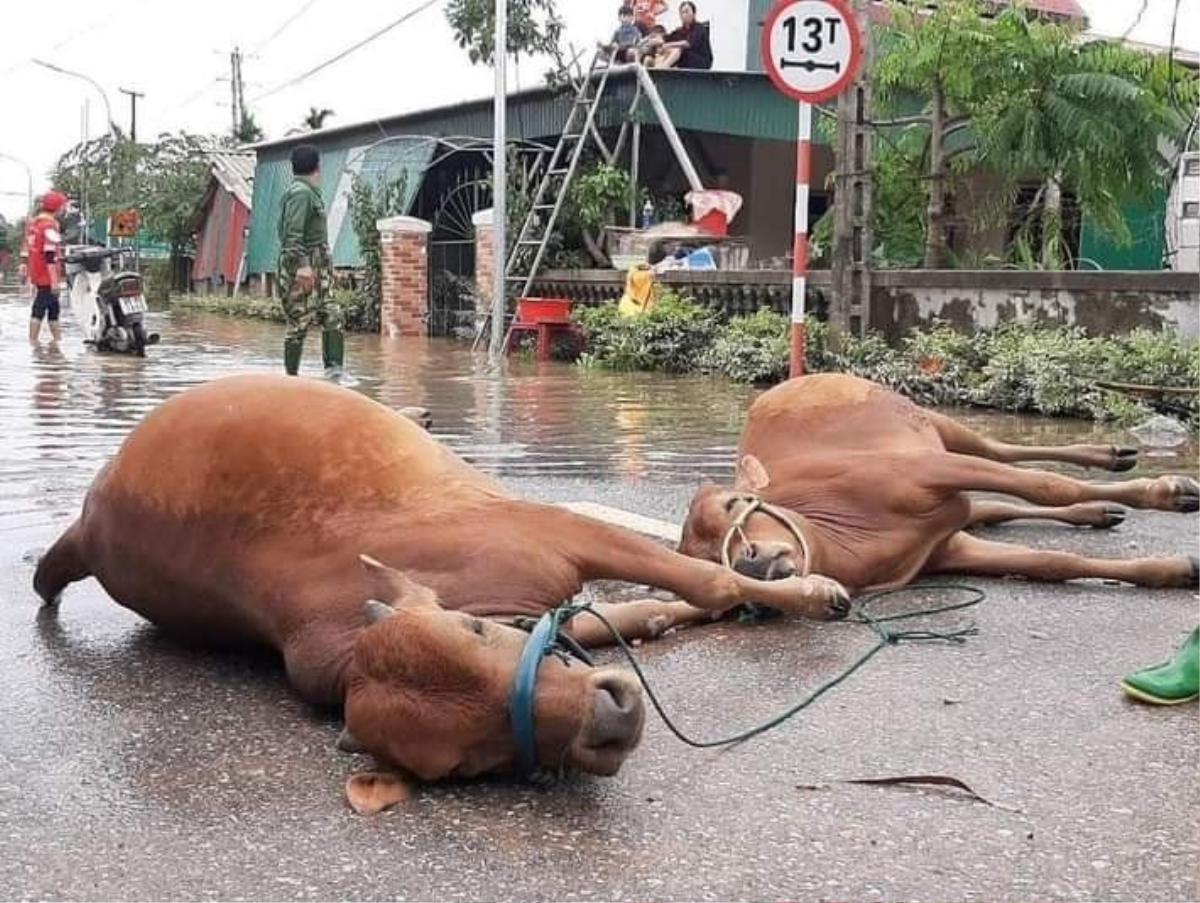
(605, 5, 646, 62)
(653, 2, 713, 70)
(632, 0, 669, 31)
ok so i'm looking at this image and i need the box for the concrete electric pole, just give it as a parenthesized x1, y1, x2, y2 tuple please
(119, 87, 145, 143)
(830, 0, 873, 338)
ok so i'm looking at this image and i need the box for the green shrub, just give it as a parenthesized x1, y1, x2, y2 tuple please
(575, 291, 719, 372)
(702, 308, 790, 383)
(336, 288, 379, 333)
(571, 296, 1198, 425)
(972, 324, 1111, 417)
(171, 292, 285, 322)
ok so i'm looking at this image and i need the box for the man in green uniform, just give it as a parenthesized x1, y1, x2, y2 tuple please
(277, 144, 344, 376)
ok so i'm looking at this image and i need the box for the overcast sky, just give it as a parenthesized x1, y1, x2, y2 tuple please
(0, 0, 1196, 220)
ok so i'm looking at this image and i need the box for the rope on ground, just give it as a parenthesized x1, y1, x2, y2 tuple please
(567, 583, 986, 750)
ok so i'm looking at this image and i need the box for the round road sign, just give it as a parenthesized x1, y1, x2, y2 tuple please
(760, 0, 862, 104)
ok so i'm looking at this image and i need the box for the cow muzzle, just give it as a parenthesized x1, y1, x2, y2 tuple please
(573, 669, 645, 775)
(732, 540, 798, 581)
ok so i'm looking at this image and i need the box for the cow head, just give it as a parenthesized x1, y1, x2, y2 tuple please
(343, 556, 645, 785)
(678, 455, 805, 581)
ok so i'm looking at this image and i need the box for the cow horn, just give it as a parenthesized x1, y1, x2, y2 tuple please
(364, 599, 397, 623)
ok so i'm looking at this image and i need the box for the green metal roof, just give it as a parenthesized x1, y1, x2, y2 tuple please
(246, 70, 837, 274)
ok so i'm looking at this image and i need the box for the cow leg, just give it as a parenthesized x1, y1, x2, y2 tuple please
(924, 453, 1199, 513)
(927, 411, 1138, 472)
(927, 532, 1198, 588)
(554, 510, 850, 620)
(968, 499, 1127, 529)
(562, 599, 716, 648)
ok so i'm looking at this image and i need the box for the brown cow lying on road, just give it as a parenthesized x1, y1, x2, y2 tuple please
(679, 373, 1199, 594)
(32, 375, 849, 802)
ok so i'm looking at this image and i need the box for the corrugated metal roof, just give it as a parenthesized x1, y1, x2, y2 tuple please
(207, 150, 255, 209)
(249, 69, 797, 152)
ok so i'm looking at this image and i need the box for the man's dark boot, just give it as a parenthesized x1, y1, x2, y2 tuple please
(322, 330, 345, 375)
(284, 338, 304, 376)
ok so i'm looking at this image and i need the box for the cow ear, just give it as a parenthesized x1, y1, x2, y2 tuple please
(345, 771, 411, 814)
(359, 555, 440, 609)
(735, 455, 771, 492)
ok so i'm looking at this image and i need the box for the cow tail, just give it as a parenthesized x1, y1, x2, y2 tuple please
(33, 519, 90, 605)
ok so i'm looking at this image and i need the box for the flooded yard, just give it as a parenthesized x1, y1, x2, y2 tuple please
(3, 296, 1194, 544)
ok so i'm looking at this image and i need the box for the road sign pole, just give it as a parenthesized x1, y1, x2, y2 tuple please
(790, 100, 812, 379)
(761, 0, 863, 378)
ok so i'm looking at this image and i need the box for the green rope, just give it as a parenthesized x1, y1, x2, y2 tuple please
(569, 583, 985, 751)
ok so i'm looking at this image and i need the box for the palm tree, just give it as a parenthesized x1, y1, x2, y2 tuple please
(874, 0, 1194, 269)
(235, 112, 264, 144)
(975, 25, 1191, 267)
(303, 107, 334, 131)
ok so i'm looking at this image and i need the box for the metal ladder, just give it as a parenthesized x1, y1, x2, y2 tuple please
(496, 49, 619, 350)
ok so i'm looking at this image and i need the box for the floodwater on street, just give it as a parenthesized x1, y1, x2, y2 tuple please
(1, 290, 1197, 902)
(2, 293, 1195, 546)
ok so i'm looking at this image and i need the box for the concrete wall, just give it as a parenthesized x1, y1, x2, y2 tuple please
(869, 270, 1200, 341)
(531, 268, 1199, 341)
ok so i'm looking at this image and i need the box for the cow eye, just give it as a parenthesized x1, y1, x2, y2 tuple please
(470, 619, 486, 636)
(723, 496, 740, 512)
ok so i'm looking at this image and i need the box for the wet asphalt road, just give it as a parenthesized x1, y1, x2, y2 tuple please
(1, 299, 1198, 901)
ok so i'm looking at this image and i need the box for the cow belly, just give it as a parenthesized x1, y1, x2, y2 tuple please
(742, 374, 943, 460)
(81, 489, 281, 646)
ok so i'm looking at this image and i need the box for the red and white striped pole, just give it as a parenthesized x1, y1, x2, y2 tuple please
(790, 100, 813, 379)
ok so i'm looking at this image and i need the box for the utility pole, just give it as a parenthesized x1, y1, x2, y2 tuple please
(119, 87, 145, 142)
(831, 0, 873, 338)
(488, 1, 507, 364)
(230, 47, 245, 137)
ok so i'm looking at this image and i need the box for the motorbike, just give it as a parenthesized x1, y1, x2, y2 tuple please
(64, 246, 159, 356)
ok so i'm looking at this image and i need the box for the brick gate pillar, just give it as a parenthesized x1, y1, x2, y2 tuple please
(377, 215, 432, 338)
(471, 208, 495, 335)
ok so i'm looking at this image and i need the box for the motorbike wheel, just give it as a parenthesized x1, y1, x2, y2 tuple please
(131, 321, 149, 357)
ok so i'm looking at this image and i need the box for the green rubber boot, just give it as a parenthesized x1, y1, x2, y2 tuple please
(284, 338, 304, 376)
(1121, 627, 1199, 705)
(322, 330, 345, 377)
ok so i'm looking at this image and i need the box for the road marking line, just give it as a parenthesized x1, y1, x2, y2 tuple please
(557, 501, 682, 543)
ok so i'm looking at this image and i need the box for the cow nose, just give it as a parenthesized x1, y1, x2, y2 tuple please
(585, 671, 645, 750)
(733, 541, 795, 581)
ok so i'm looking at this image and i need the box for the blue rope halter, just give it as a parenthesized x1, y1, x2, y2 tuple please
(509, 606, 592, 779)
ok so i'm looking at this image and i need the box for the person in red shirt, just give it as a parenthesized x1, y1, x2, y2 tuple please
(27, 190, 67, 345)
(631, 0, 667, 30)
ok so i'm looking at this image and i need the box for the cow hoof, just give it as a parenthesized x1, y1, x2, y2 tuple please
(1109, 446, 1139, 472)
(1171, 477, 1199, 513)
(1090, 505, 1127, 529)
(826, 588, 852, 621)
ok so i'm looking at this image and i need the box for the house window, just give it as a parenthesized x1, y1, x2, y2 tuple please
(1185, 157, 1200, 178)
(1183, 201, 1200, 220)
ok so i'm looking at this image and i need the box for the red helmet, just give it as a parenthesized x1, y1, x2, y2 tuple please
(41, 190, 68, 213)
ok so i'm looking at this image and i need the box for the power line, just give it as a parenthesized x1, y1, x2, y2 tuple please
(249, 0, 441, 104)
(0, 0, 151, 81)
(1120, 0, 1150, 40)
(173, 76, 224, 111)
(251, 0, 325, 55)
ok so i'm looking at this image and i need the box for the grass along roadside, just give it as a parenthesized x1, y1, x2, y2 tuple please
(170, 289, 380, 333)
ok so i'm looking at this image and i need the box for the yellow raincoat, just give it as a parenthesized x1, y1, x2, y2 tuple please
(617, 264, 657, 318)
